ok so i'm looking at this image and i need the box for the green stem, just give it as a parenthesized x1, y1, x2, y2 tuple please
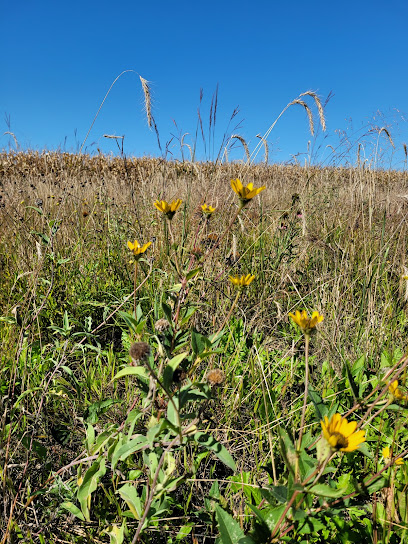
(296, 333, 310, 479)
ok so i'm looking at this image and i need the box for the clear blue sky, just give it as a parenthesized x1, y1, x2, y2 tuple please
(2, 0, 407, 167)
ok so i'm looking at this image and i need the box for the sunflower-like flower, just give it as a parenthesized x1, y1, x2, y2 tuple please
(321, 413, 365, 452)
(229, 274, 255, 288)
(382, 445, 404, 466)
(289, 310, 324, 334)
(230, 179, 266, 206)
(388, 380, 408, 401)
(154, 199, 182, 219)
(127, 239, 152, 258)
(201, 204, 216, 215)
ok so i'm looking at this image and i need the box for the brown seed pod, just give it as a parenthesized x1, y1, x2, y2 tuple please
(154, 318, 171, 333)
(206, 369, 225, 386)
(129, 342, 151, 365)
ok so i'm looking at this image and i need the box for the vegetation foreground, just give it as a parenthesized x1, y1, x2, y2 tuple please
(2, 151, 408, 543)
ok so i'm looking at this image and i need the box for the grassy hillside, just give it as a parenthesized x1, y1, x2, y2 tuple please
(1, 151, 408, 543)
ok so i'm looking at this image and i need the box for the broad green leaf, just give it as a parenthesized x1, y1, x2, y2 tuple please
(115, 435, 149, 462)
(105, 522, 126, 544)
(118, 483, 142, 520)
(193, 432, 236, 471)
(215, 505, 255, 544)
(260, 485, 288, 504)
(60, 501, 85, 521)
(163, 351, 188, 390)
(112, 366, 148, 381)
(77, 458, 106, 521)
(308, 483, 347, 498)
(366, 476, 387, 495)
(186, 267, 201, 281)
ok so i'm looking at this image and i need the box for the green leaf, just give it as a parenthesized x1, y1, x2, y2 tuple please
(366, 476, 387, 495)
(308, 483, 346, 498)
(308, 386, 328, 420)
(112, 366, 148, 381)
(21, 436, 47, 459)
(191, 331, 211, 356)
(117, 483, 142, 520)
(163, 352, 188, 390)
(193, 432, 236, 471)
(162, 302, 173, 323)
(105, 522, 126, 544)
(186, 267, 202, 281)
(215, 505, 255, 544)
(77, 458, 106, 521)
(115, 435, 149, 462)
(60, 502, 85, 521)
(278, 427, 297, 473)
(261, 485, 288, 504)
(84, 399, 118, 424)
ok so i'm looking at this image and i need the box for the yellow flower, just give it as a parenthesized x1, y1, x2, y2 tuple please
(321, 413, 365, 452)
(230, 179, 266, 205)
(127, 239, 152, 258)
(382, 446, 404, 466)
(388, 380, 408, 401)
(154, 199, 182, 219)
(229, 274, 255, 288)
(289, 310, 324, 334)
(201, 204, 216, 215)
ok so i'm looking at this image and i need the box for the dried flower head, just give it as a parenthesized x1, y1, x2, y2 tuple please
(321, 413, 365, 452)
(382, 445, 404, 466)
(154, 318, 171, 333)
(289, 310, 324, 334)
(173, 368, 187, 384)
(154, 199, 182, 219)
(129, 342, 151, 364)
(206, 368, 225, 386)
(231, 178, 265, 206)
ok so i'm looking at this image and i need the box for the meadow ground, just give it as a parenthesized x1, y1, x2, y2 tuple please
(2, 151, 408, 543)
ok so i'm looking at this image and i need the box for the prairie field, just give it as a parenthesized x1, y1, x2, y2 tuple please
(2, 150, 408, 543)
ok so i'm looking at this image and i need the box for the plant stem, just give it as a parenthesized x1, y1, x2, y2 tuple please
(296, 333, 310, 479)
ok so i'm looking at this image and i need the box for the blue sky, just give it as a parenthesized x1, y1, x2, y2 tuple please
(2, 0, 407, 167)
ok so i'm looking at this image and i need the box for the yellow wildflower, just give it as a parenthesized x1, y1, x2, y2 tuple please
(388, 380, 408, 401)
(289, 310, 324, 334)
(382, 445, 404, 466)
(230, 179, 266, 205)
(127, 239, 152, 258)
(154, 199, 182, 219)
(201, 204, 216, 215)
(321, 413, 365, 452)
(229, 274, 255, 288)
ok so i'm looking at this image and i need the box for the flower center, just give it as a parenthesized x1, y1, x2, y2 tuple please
(330, 432, 348, 450)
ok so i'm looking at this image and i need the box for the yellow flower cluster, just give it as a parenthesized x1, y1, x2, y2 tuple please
(127, 239, 152, 259)
(231, 179, 265, 205)
(289, 310, 324, 334)
(229, 274, 255, 288)
(154, 199, 182, 219)
(388, 380, 408, 402)
(201, 204, 216, 215)
(382, 446, 404, 466)
(321, 413, 365, 452)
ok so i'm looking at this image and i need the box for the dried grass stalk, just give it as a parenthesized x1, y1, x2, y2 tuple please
(230, 134, 250, 162)
(300, 91, 326, 132)
(139, 76, 153, 129)
(256, 134, 269, 164)
(378, 127, 395, 148)
(289, 100, 315, 136)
